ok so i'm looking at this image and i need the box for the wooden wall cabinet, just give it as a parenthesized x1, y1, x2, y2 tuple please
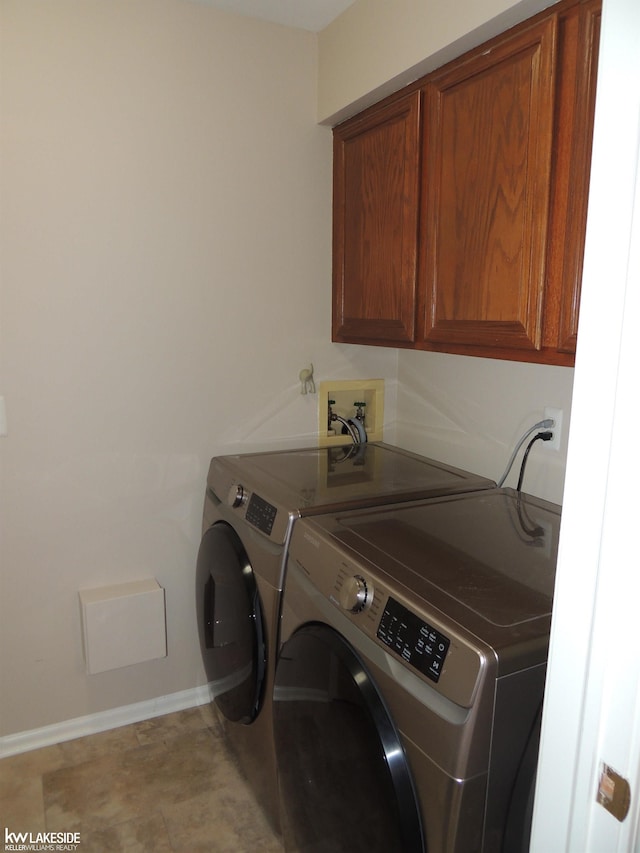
(332, 0, 601, 366)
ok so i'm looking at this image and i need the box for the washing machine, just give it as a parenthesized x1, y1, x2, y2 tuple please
(195, 442, 494, 833)
(273, 487, 561, 852)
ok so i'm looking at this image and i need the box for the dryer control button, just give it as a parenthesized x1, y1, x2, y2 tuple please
(339, 575, 371, 613)
(227, 483, 247, 508)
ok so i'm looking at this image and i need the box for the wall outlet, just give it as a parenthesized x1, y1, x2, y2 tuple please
(543, 406, 563, 451)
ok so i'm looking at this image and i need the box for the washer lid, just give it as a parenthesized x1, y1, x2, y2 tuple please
(322, 489, 561, 637)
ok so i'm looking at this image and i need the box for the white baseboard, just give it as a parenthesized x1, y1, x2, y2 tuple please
(0, 686, 212, 759)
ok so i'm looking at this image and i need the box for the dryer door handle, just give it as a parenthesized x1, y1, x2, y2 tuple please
(204, 572, 238, 648)
(204, 575, 215, 649)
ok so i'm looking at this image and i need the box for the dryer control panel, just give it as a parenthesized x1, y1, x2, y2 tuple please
(206, 457, 292, 546)
(377, 596, 450, 683)
(245, 493, 277, 536)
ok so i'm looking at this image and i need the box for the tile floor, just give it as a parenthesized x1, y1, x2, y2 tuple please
(0, 706, 284, 852)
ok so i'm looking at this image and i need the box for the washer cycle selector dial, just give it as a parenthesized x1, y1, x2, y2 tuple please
(227, 483, 248, 508)
(339, 575, 372, 613)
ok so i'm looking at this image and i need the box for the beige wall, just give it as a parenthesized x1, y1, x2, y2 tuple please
(394, 353, 572, 503)
(318, 0, 555, 123)
(0, 0, 397, 737)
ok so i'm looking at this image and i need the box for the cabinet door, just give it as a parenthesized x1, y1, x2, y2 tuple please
(333, 91, 421, 345)
(419, 18, 557, 351)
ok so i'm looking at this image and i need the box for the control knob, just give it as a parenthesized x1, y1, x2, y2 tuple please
(339, 574, 371, 613)
(227, 483, 248, 508)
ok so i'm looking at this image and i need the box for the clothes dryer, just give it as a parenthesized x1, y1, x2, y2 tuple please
(273, 488, 561, 852)
(196, 442, 494, 833)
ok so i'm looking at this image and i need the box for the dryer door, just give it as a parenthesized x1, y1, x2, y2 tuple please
(273, 624, 424, 853)
(196, 521, 266, 723)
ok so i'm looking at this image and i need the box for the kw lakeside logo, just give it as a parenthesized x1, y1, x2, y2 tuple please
(3, 828, 81, 851)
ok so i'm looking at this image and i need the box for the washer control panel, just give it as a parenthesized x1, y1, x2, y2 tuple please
(377, 596, 450, 683)
(291, 521, 487, 708)
(334, 566, 451, 686)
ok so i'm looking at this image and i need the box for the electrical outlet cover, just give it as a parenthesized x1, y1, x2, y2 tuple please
(543, 407, 563, 451)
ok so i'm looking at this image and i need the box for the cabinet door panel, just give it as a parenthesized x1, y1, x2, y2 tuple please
(555, 0, 601, 351)
(333, 91, 421, 344)
(421, 18, 556, 350)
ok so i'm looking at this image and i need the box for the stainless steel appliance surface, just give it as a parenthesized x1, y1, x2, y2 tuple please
(196, 442, 495, 834)
(273, 488, 561, 852)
